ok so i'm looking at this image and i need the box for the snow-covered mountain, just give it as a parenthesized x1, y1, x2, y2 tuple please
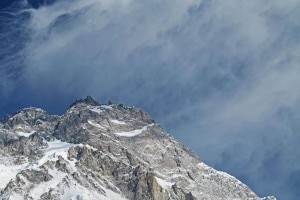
(0, 96, 275, 200)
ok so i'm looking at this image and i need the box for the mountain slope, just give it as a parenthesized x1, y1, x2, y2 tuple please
(0, 96, 275, 200)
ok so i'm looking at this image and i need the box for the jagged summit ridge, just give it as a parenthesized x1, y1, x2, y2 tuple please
(69, 95, 101, 108)
(0, 97, 275, 200)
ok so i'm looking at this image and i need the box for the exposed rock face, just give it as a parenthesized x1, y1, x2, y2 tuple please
(0, 96, 276, 200)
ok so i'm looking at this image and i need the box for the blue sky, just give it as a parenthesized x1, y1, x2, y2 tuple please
(1, 0, 300, 199)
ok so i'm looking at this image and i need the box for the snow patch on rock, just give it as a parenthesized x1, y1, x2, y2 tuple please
(17, 131, 35, 137)
(155, 177, 174, 189)
(110, 119, 126, 125)
(0, 162, 29, 189)
(115, 124, 154, 137)
(90, 107, 103, 114)
(87, 120, 106, 129)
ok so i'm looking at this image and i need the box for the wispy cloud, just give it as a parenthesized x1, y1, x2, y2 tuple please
(1, 0, 300, 199)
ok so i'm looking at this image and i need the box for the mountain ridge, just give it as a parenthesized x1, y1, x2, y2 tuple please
(0, 96, 276, 200)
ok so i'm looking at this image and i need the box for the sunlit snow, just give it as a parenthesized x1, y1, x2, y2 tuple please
(17, 131, 35, 137)
(88, 120, 106, 129)
(100, 105, 113, 110)
(37, 139, 77, 166)
(90, 107, 103, 114)
(155, 177, 174, 189)
(0, 163, 29, 189)
(114, 124, 154, 137)
(110, 119, 126, 125)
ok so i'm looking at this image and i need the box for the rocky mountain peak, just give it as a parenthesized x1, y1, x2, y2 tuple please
(0, 98, 276, 200)
(69, 95, 101, 108)
(1, 107, 54, 129)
